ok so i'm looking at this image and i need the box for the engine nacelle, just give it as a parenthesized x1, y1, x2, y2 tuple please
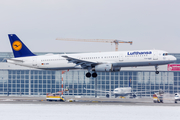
(112, 67, 121, 71)
(94, 64, 121, 72)
(94, 64, 112, 72)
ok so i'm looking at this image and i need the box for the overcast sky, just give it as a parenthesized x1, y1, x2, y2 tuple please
(0, 0, 180, 53)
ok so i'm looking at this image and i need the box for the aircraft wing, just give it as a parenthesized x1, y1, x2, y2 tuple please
(132, 89, 163, 94)
(62, 55, 103, 69)
(121, 90, 163, 95)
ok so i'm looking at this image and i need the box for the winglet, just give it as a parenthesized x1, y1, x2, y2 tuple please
(8, 34, 36, 58)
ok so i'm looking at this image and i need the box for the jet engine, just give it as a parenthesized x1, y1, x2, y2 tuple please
(94, 64, 112, 72)
(132, 93, 137, 98)
(94, 64, 121, 72)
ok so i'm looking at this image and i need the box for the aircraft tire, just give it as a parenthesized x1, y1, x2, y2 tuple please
(155, 71, 159, 74)
(86, 72, 91, 78)
(106, 94, 109, 98)
(92, 72, 97, 78)
(133, 94, 136, 98)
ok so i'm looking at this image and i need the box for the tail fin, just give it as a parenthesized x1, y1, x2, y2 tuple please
(8, 34, 36, 58)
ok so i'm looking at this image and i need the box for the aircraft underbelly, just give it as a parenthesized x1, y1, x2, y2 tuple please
(41, 67, 78, 70)
(113, 60, 174, 67)
(115, 93, 129, 96)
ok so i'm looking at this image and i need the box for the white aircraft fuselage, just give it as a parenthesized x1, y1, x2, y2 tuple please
(7, 50, 176, 70)
(113, 87, 132, 97)
(7, 34, 176, 78)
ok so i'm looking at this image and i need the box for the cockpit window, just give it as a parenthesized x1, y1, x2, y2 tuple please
(163, 53, 168, 56)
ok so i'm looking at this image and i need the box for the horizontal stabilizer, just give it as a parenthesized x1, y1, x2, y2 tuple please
(6, 58, 23, 62)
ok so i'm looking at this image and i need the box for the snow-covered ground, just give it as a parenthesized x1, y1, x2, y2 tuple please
(0, 104, 180, 120)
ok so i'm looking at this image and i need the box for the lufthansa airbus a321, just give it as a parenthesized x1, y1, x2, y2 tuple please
(7, 34, 177, 78)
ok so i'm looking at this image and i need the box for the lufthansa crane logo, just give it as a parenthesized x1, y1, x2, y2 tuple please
(12, 41, 22, 51)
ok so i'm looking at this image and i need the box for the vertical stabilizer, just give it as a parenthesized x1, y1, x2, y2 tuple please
(8, 34, 36, 58)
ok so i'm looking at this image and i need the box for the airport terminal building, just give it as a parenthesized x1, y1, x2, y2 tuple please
(0, 52, 180, 97)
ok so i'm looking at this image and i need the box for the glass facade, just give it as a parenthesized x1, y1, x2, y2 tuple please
(0, 52, 180, 97)
(0, 69, 180, 97)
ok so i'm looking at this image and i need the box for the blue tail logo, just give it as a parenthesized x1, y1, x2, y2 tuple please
(8, 34, 36, 58)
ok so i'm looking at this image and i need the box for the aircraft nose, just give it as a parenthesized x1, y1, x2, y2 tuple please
(171, 56, 177, 62)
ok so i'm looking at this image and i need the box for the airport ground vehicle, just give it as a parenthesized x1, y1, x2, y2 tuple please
(46, 93, 65, 102)
(153, 92, 163, 103)
(175, 93, 180, 103)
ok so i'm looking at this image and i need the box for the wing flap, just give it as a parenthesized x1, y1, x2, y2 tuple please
(62, 55, 99, 68)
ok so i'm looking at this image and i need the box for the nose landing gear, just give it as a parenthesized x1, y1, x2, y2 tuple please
(155, 65, 159, 74)
(156, 71, 159, 74)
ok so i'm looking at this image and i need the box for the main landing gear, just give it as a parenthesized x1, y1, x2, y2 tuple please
(86, 72, 97, 78)
(86, 72, 91, 78)
(155, 65, 159, 74)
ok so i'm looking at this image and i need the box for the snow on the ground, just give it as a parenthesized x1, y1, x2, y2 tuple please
(0, 104, 180, 120)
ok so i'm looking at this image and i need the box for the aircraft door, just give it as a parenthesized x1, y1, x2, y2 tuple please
(119, 53, 124, 61)
(32, 57, 38, 67)
(153, 51, 158, 60)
